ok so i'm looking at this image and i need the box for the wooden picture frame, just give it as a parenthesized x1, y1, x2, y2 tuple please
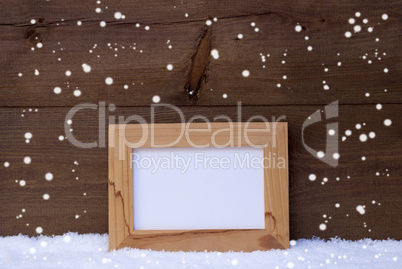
(109, 122, 289, 251)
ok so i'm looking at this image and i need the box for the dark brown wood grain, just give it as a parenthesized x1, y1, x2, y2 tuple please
(0, 0, 401, 242)
(0, 0, 400, 106)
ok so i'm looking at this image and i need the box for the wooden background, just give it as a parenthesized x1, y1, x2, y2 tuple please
(0, 0, 401, 240)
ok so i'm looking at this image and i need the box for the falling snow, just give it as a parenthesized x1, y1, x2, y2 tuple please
(82, 64, 91, 73)
(105, 77, 114, 85)
(384, 119, 392, 126)
(23, 157, 31, 164)
(152, 95, 161, 103)
(356, 205, 366, 215)
(211, 49, 219, 59)
(45, 173, 53, 181)
(53, 87, 61, 94)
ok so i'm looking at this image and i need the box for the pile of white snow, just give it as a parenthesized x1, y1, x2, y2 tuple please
(0, 233, 400, 268)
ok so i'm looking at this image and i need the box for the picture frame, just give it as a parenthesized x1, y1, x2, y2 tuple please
(108, 122, 289, 251)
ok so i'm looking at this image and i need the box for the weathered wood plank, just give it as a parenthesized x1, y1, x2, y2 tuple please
(0, 105, 400, 239)
(0, 0, 400, 106)
(1, 0, 400, 26)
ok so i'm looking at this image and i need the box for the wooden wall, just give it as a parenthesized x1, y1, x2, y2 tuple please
(0, 0, 401, 240)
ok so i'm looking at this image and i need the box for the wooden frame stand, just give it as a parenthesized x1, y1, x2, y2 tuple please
(109, 122, 289, 251)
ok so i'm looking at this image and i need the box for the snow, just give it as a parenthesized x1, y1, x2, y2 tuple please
(23, 156, 31, 164)
(353, 25, 361, 33)
(114, 12, 122, 20)
(73, 89, 82, 97)
(24, 132, 32, 139)
(45, 172, 53, 181)
(152, 95, 160, 103)
(242, 70, 250, 77)
(0, 233, 400, 268)
(82, 64, 91, 73)
(105, 77, 114, 85)
(359, 134, 368, 142)
(384, 119, 392, 126)
(211, 49, 219, 59)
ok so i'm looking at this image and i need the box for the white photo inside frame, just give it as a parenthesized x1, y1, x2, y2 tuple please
(132, 147, 265, 230)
